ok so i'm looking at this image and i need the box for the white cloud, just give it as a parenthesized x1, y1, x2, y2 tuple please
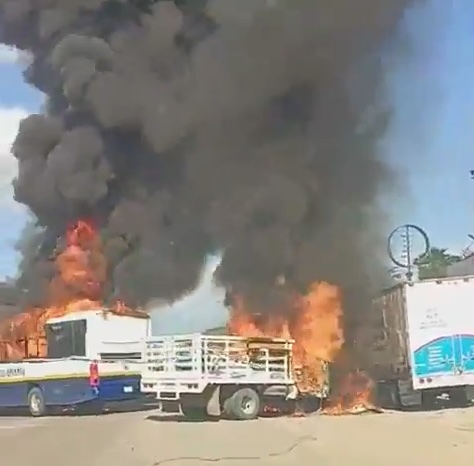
(0, 45, 31, 67)
(0, 45, 19, 64)
(0, 107, 28, 207)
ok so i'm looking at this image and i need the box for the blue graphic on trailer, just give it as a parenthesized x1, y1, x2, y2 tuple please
(413, 335, 474, 376)
(413, 336, 455, 376)
(459, 334, 474, 372)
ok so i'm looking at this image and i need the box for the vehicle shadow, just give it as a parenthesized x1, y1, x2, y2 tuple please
(67, 399, 161, 417)
(372, 382, 474, 414)
(0, 399, 161, 418)
(146, 413, 220, 423)
(146, 398, 322, 423)
(394, 400, 474, 413)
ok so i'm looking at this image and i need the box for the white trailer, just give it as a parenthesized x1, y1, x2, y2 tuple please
(141, 334, 300, 420)
(367, 276, 474, 408)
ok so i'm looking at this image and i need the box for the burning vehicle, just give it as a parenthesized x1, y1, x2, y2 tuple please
(141, 281, 375, 420)
(0, 221, 149, 416)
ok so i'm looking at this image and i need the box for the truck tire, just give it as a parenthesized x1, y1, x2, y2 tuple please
(222, 397, 233, 418)
(228, 388, 260, 420)
(28, 387, 47, 417)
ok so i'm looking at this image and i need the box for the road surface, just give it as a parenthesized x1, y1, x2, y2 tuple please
(2, 406, 474, 465)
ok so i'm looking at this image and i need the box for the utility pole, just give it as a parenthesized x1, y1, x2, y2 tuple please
(403, 225, 413, 281)
(467, 171, 474, 256)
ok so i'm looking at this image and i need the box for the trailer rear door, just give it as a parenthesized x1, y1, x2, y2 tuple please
(453, 280, 474, 375)
(405, 278, 474, 390)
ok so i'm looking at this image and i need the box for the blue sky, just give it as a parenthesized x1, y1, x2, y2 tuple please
(382, 0, 474, 256)
(0, 0, 473, 331)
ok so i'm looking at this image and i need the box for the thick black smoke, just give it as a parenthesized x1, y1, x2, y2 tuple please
(1, 0, 410, 329)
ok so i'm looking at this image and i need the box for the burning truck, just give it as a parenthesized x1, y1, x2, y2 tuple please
(141, 332, 324, 420)
(141, 280, 375, 420)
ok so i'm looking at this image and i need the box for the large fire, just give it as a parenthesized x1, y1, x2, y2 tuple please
(0, 220, 133, 361)
(0, 218, 375, 415)
(227, 282, 376, 415)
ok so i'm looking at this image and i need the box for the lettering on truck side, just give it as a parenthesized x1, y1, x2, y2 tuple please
(0, 367, 26, 378)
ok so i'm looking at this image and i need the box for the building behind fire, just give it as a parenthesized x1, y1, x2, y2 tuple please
(204, 326, 228, 335)
(446, 253, 474, 277)
(0, 281, 21, 317)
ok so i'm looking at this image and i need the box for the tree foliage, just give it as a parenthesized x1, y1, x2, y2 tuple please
(415, 247, 462, 280)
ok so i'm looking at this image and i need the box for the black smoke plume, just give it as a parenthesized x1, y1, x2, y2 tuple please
(1, 0, 411, 333)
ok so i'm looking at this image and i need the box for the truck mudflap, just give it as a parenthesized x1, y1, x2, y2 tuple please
(286, 384, 299, 400)
(206, 385, 221, 416)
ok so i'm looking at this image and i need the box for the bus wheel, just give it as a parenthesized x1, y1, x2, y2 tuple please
(28, 387, 47, 417)
(228, 388, 260, 420)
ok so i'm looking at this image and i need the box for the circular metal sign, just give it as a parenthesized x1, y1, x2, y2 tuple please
(387, 224, 430, 272)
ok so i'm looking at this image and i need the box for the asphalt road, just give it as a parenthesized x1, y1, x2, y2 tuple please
(2, 405, 474, 465)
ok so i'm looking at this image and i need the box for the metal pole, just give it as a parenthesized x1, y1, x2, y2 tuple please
(405, 225, 413, 281)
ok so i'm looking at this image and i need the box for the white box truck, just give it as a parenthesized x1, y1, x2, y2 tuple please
(367, 276, 474, 408)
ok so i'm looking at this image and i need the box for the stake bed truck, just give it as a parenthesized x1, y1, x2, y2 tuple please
(141, 333, 329, 420)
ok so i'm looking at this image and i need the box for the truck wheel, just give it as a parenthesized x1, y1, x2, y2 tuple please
(222, 397, 233, 418)
(180, 404, 208, 420)
(228, 388, 260, 420)
(28, 387, 46, 417)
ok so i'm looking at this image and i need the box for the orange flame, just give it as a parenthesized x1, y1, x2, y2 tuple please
(321, 370, 376, 415)
(49, 219, 105, 304)
(228, 281, 375, 415)
(0, 219, 136, 361)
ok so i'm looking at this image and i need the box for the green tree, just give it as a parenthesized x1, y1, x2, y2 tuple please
(415, 247, 462, 280)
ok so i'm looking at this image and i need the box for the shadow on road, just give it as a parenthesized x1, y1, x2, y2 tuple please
(394, 400, 474, 413)
(145, 396, 322, 423)
(146, 414, 220, 423)
(0, 399, 161, 418)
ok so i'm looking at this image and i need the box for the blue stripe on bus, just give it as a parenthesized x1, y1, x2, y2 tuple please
(0, 375, 141, 408)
